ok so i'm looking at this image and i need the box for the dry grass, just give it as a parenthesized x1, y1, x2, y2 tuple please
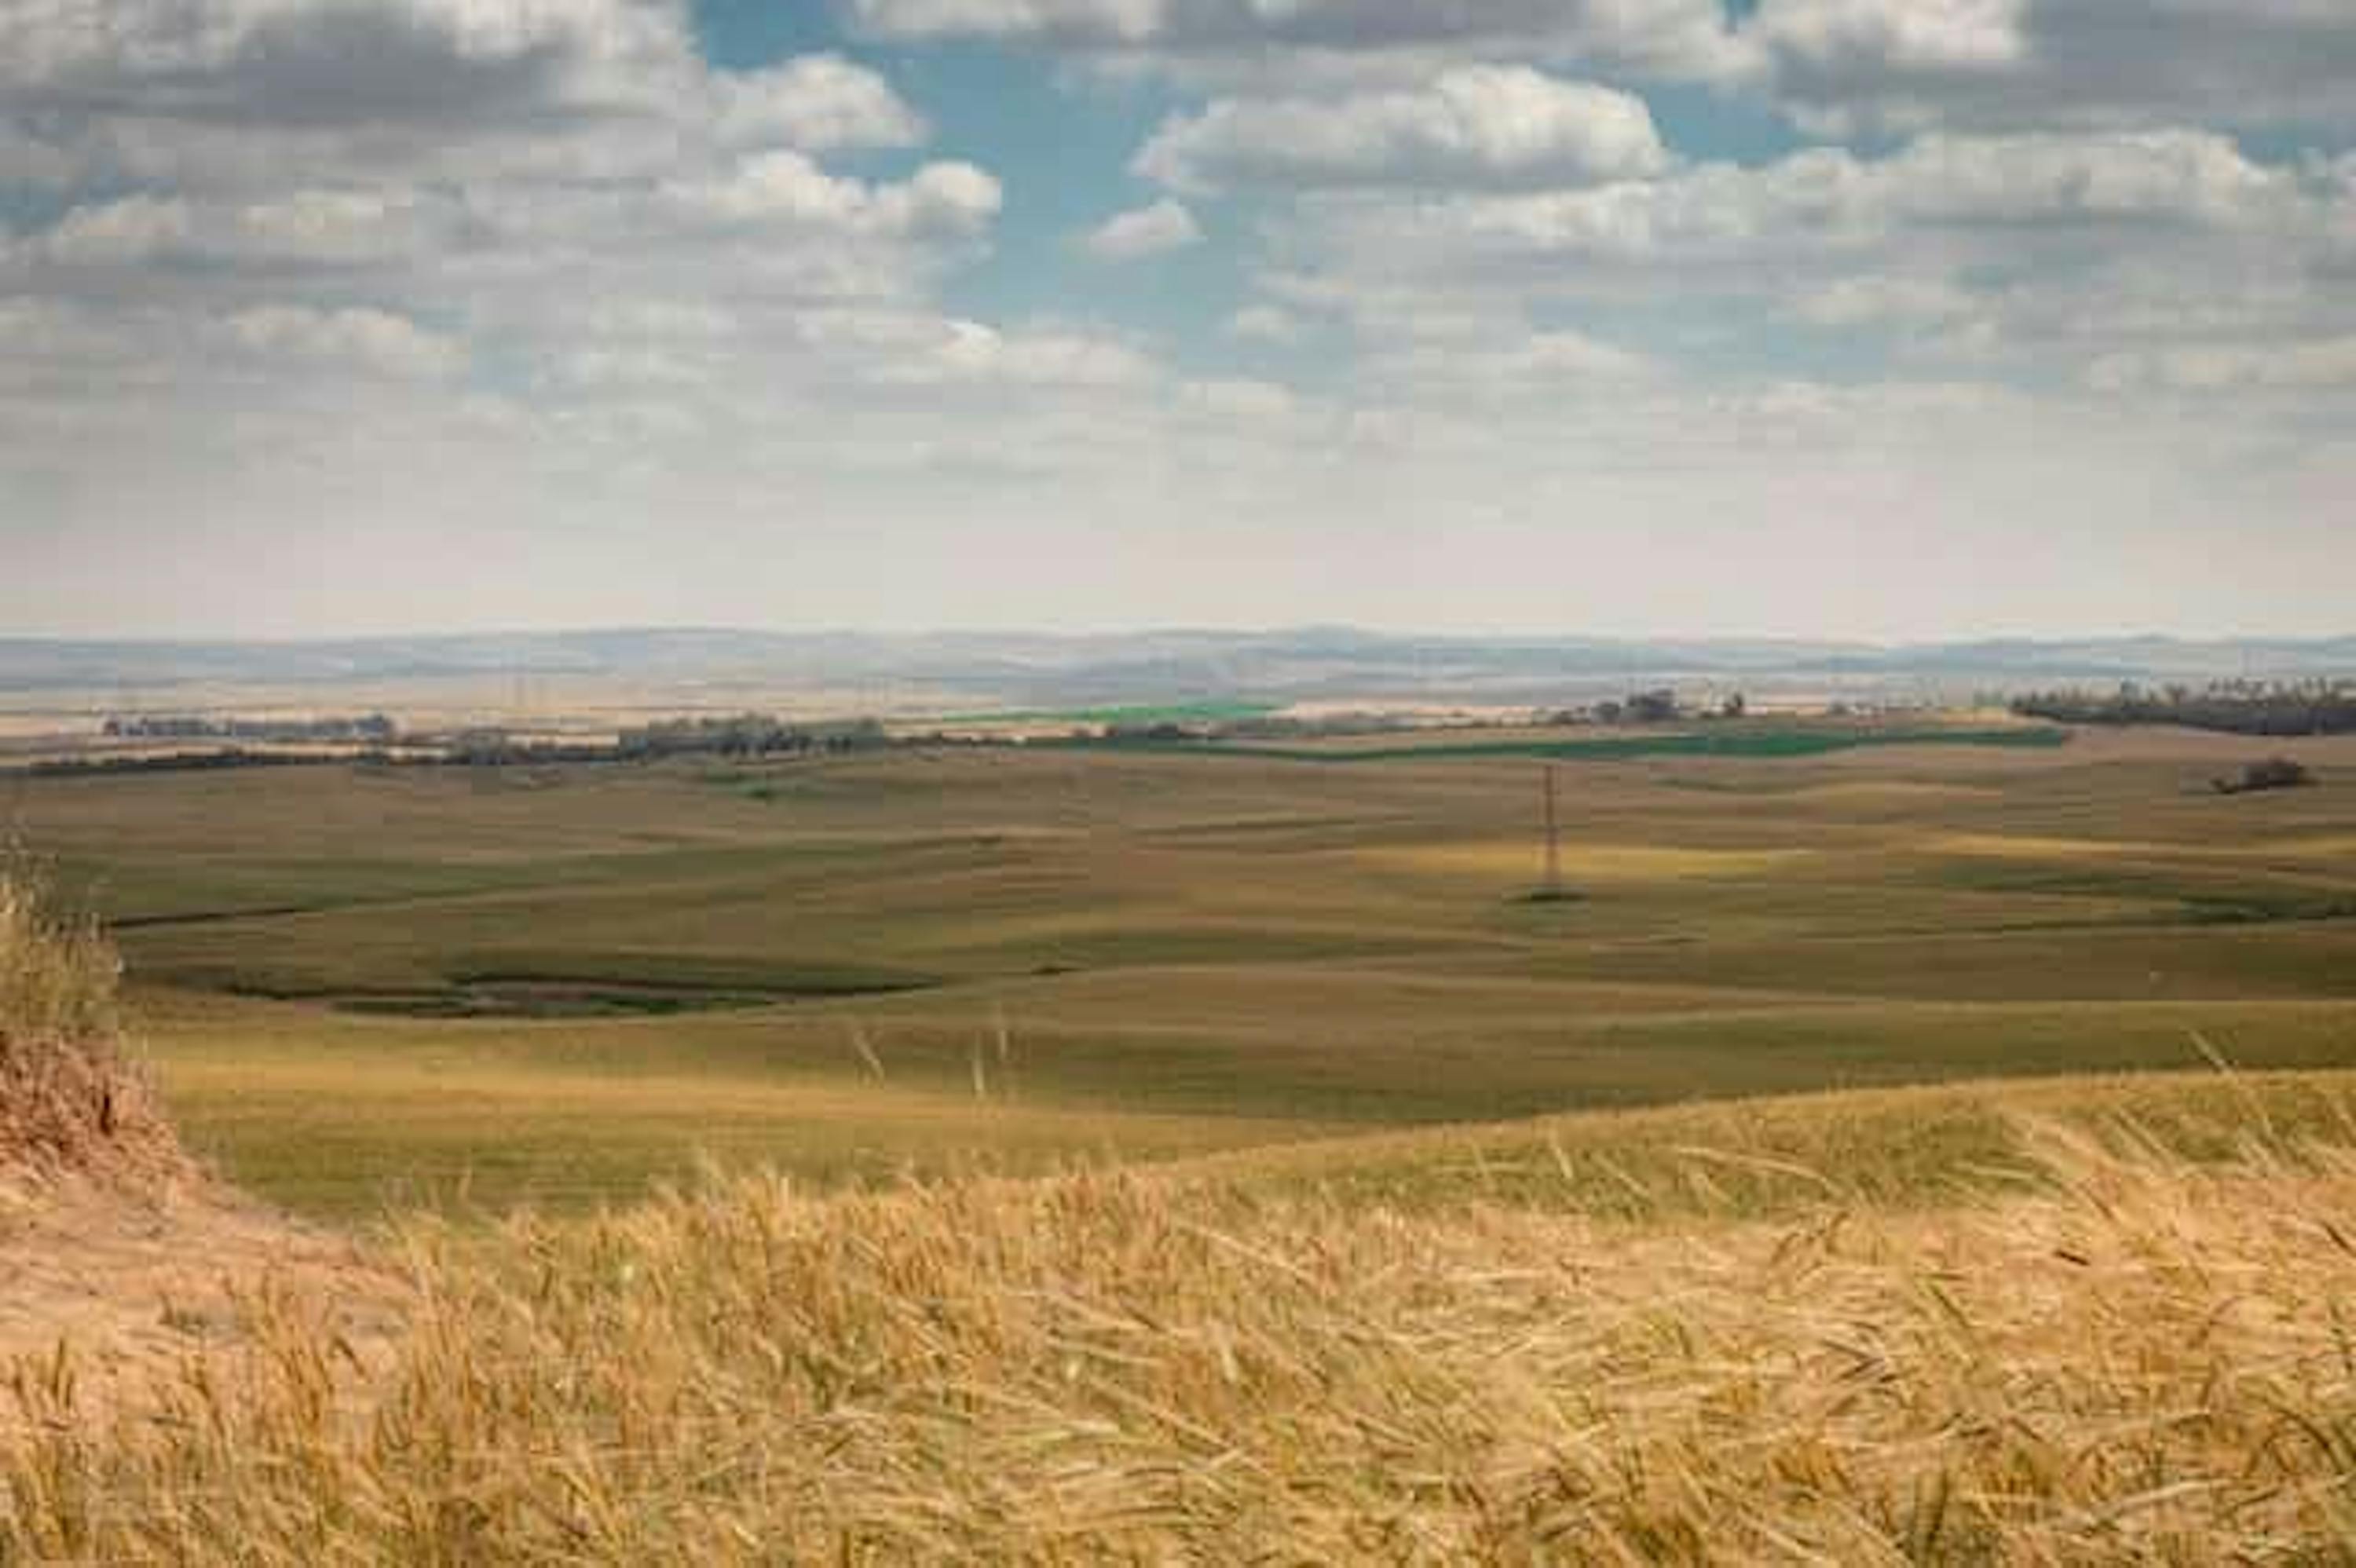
(0, 867, 119, 1054)
(0, 868, 181, 1187)
(1363, 840, 1809, 883)
(9, 1117, 2356, 1562)
(20, 736, 2356, 1214)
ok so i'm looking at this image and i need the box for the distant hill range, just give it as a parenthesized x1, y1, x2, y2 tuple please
(3, 629, 2352, 709)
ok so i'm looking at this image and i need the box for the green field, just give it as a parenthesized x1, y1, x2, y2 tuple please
(9, 721, 2356, 1219)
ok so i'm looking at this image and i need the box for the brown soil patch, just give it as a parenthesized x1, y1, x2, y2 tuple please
(0, 1170, 406, 1424)
(3, 1041, 404, 1424)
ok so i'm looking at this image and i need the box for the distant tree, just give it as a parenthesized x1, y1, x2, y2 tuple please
(610, 713, 887, 761)
(1625, 689, 1680, 724)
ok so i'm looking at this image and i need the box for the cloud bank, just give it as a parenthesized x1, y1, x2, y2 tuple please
(2, 0, 2352, 637)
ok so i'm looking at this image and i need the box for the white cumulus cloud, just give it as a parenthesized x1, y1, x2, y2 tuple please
(712, 55, 931, 152)
(1137, 68, 1667, 192)
(1225, 304, 1305, 342)
(1083, 199, 1203, 260)
(842, 0, 1747, 82)
(219, 305, 465, 379)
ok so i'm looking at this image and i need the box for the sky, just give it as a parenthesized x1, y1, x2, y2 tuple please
(2, 0, 2353, 641)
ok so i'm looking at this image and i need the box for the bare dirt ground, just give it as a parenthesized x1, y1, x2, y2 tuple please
(0, 1171, 404, 1423)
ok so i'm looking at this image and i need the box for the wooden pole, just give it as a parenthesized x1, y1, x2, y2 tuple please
(1542, 764, 1562, 896)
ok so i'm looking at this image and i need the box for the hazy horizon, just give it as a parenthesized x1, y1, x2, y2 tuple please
(4, 622, 2356, 652)
(6, 1, 2353, 638)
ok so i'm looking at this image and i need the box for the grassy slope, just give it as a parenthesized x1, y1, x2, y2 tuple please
(132, 985, 2356, 1219)
(6, 726, 2354, 1215)
(1191, 1064, 2356, 1218)
(12, 1069, 2356, 1561)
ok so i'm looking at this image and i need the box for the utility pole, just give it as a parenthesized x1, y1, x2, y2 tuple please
(1542, 763, 1563, 898)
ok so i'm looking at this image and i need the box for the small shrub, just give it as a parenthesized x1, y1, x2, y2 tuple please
(2212, 756, 2315, 795)
(0, 869, 119, 1051)
(0, 864, 178, 1180)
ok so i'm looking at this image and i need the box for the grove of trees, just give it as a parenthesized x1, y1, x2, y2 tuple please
(2013, 681, 2356, 737)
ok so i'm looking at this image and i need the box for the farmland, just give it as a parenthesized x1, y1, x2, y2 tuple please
(7, 718, 2356, 1219)
(11, 718, 2356, 1561)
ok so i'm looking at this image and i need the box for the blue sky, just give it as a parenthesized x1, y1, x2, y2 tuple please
(684, 1, 1808, 382)
(2, 1, 2353, 638)
(692, 4, 1277, 378)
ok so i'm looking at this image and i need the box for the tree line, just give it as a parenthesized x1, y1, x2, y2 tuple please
(2012, 681, 2356, 737)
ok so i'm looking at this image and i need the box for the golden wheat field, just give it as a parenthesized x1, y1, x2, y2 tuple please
(11, 1102, 2356, 1562)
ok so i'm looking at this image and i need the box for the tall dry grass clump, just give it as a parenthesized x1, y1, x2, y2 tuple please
(9, 1117, 2356, 1561)
(0, 865, 177, 1182)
